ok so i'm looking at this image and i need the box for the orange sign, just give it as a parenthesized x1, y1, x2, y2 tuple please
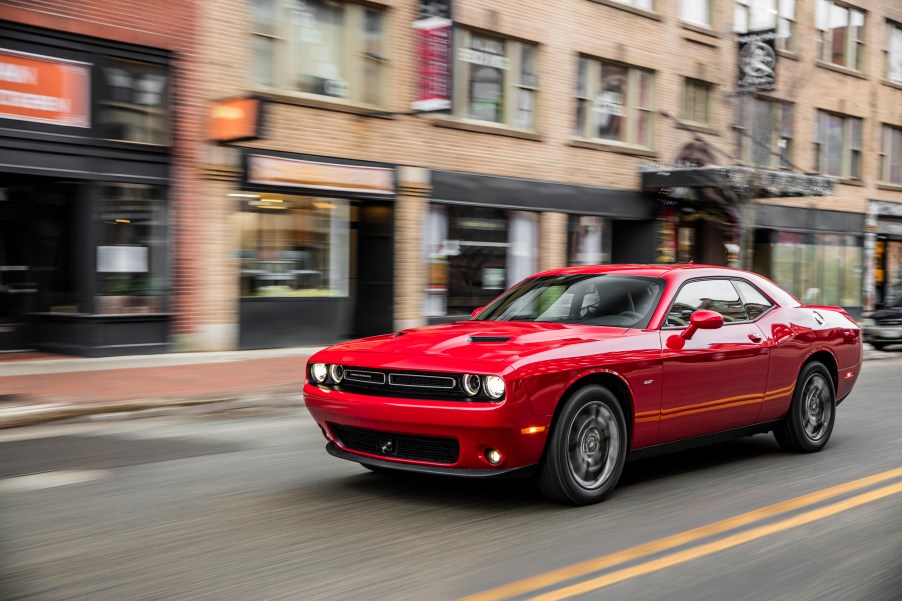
(247, 154, 395, 195)
(0, 49, 90, 127)
(209, 97, 262, 142)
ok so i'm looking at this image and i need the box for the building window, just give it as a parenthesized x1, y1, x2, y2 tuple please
(612, 0, 654, 10)
(814, 110, 862, 179)
(815, 0, 866, 71)
(887, 21, 902, 83)
(575, 56, 653, 147)
(568, 216, 612, 266)
(98, 59, 169, 144)
(737, 96, 793, 168)
(680, 0, 711, 27)
(880, 124, 902, 185)
(238, 195, 350, 298)
(250, 0, 387, 106)
(733, 0, 796, 52)
(454, 30, 538, 129)
(682, 78, 712, 126)
(96, 184, 168, 314)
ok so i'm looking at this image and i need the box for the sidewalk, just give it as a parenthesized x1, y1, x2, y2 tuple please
(0, 347, 322, 428)
(0, 344, 898, 429)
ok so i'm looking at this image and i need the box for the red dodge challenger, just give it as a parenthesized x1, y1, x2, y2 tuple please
(304, 265, 862, 505)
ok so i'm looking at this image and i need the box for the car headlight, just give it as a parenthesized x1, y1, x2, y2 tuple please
(310, 363, 328, 383)
(859, 318, 875, 327)
(483, 376, 505, 400)
(462, 374, 481, 396)
(329, 364, 344, 383)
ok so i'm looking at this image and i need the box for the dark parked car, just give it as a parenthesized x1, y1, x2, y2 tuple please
(861, 297, 902, 350)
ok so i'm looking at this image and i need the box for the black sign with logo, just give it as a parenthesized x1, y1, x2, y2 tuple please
(737, 29, 777, 93)
(417, 0, 453, 21)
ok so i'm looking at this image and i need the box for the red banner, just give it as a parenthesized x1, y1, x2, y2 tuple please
(411, 17, 453, 113)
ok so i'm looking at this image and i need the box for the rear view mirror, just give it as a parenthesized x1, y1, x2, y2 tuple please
(666, 310, 724, 350)
(471, 306, 485, 319)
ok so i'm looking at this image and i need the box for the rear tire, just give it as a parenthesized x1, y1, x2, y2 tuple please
(537, 385, 628, 505)
(774, 361, 835, 453)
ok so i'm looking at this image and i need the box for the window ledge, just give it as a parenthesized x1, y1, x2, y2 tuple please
(676, 121, 721, 136)
(876, 182, 902, 192)
(587, 0, 662, 21)
(815, 61, 869, 80)
(569, 138, 658, 158)
(680, 22, 721, 38)
(777, 49, 799, 61)
(837, 177, 864, 187)
(251, 87, 395, 119)
(882, 79, 902, 91)
(431, 116, 543, 141)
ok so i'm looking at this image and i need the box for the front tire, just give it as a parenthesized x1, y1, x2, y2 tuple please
(871, 342, 886, 351)
(537, 385, 628, 505)
(774, 361, 836, 453)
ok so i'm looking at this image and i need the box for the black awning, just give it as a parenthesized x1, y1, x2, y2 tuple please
(640, 165, 835, 198)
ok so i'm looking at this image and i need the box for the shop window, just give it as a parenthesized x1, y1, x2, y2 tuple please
(423, 205, 538, 318)
(880, 124, 902, 185)
(98, 59, 169, 144)
(96, 184, 168, 314)
(453, 30, 538, 129)
(238, 195, 349, 298)
(888, 21, 902, 83)
(682, 78, 712, 126)
(815, 0, 866, 71)
(760, 231, 862, 307)
(680, 0, 711, 27)
(575, 56, 653, 147)
(814, 110, 861, 179)
(734, 0, 796, 52)
(250, 0, 387, 106)
(568, 215, 611, 266)
(737, 96, 793, 168)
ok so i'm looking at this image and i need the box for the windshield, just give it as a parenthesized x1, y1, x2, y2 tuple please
(476, 275, 665, 328)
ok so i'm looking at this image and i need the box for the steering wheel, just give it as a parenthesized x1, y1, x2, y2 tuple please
(579, 302, 600, 318)
(618, 311, 643, 321)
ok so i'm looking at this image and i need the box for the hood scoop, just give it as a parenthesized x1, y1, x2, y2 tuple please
(468, 335, 512, 343)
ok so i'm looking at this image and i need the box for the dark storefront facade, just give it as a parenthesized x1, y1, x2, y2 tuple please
(0, 22, 172, 356)
(233, 149, 396, 349)
(423, 170, 656, 322)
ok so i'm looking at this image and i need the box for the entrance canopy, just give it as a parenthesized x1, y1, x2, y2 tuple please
(640, 164, 836, 199)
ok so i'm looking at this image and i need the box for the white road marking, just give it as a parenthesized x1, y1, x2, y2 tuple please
(0, 469, 109, 493)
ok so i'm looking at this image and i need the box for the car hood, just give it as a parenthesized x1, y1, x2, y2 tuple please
(872, 306, 902, 322)
(325, 320, 629, 365)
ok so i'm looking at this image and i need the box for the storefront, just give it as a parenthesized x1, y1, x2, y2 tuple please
(869, 200, 902, 308)
(0, 22, 172, 356)
(424, 170, 655, 322)
(234, 150, 395, 348)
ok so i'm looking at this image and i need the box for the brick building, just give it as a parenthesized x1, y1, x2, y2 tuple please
(2, 1, 901, 355)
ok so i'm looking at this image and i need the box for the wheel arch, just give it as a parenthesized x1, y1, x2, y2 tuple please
(803, 349, 838, 393)
(547, 371, 635, 451)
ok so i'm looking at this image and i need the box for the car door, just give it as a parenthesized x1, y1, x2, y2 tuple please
(658, 278, 771, 443)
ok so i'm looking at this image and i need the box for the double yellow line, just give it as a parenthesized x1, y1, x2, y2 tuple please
(461, 467, 902, 601)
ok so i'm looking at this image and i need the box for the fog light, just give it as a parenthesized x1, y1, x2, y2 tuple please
(329, 364, 344, 383)
(485, 448, 503, 465)
(310, 363, 328, 383)
(462, 374, 481, 396)
(483, 376, 505, 399)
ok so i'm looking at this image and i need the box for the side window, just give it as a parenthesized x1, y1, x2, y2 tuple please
(733, 279, 774, 320)
(666, 279, 749, 327)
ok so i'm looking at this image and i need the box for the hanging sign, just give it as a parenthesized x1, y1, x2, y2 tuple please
(411, 0, 454, 112)
(737, 29, 777, 93)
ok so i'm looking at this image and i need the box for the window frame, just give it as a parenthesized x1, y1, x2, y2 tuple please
(815, 0, 867, 72)
(249, 0, 389, 107)
(887, 20, 902, 84)
(661, 277, 777, 330)
(737, 96, 794, 169)
(680, 0, 712, 28)
(733, 0, 796, 53)
(574, 55, 655, 148)
(814, 109, 863, 179)
(879, 123, 902, 185)
(452, 28, 540, 131)
(682, 77, 712, 126)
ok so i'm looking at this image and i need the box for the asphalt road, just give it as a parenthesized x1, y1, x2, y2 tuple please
(1, 359, 901, 601)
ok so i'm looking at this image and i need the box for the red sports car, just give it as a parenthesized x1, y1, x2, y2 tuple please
(304, 265, 861, 505)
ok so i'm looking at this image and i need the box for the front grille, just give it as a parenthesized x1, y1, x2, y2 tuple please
(876, 319, 902, 326)
(344, 369, 386, 385)
(328, 423, 460, 464)
(388, 373, 456, 389)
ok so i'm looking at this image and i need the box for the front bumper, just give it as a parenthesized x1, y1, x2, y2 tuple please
(304, 383, 550, 472)
(326, 442, 536, 477)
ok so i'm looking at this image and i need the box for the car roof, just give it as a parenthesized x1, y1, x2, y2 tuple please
(532, 264, 742, 279)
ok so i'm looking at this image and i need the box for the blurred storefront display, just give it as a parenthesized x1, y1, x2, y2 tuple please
(869, 200, 902, 309)
(232, 150, 395, 348)
(0, 21, 172, 356)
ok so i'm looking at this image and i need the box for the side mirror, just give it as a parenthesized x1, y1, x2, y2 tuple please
(666, 310, 724, 350)
(471, 306, 485, 319)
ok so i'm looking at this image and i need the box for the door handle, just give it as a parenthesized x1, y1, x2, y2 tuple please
(748, 333, 763, 343)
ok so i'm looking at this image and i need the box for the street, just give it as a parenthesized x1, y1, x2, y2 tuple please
(2, 359, 901, 601)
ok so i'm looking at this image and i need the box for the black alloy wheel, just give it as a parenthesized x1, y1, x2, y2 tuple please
(774, 361, 836, 453)
(537, 385, 628, 505)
